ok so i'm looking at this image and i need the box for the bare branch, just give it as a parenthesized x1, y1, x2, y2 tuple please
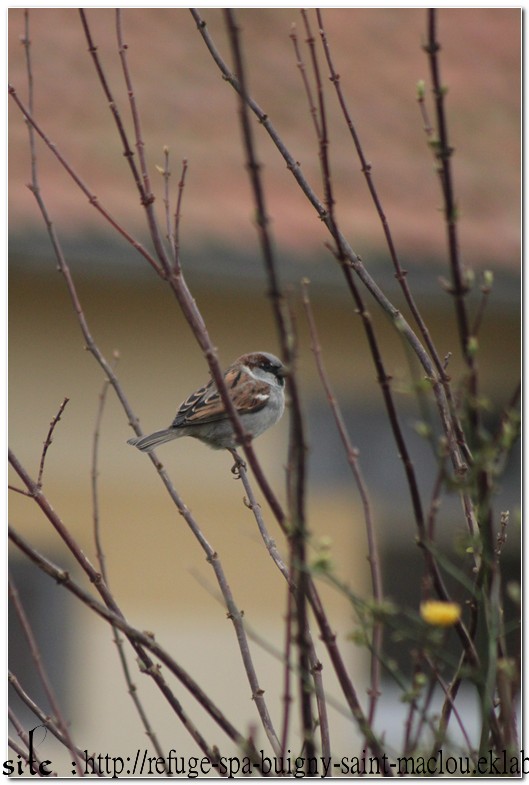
(173, 158, 188, 273)
(37, 397, 69, 489)
(9, 576, 83, 771)
(90, 359, 168, 764)
(315, 8, 471, 471)
(224, 10, 314, 763)
(9, 671, 104, 776)
(301, 279, 383, 731)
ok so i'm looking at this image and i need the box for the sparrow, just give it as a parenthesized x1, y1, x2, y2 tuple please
(127, 351, 286, 453)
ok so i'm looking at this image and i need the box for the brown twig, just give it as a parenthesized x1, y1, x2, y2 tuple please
(315, 8, 471, 473)
(91, 369, 114, 583)
(224, 9, 314, 764)
(78, 10, 145, 201)
(229, 450, 290, 585)
(424, 653, 478, 764)
(289, 24, 321, 140)
(8, 576, 83, 773)
(159, 146, 174, 257)
(8, 671, 104, 776)
(407, 673, 436, 756)
(280, 569, 295, 759)
(424, 11, 473, 373)
(8, 484, 33, 497)
(301, 279, 383, 729)
(36, 397, 69, 489)
(231, 449, 331, 760)
(81, 9, 177, 280)
(173, 158, 188, 273)
(471, 271, 493, 338)
(90, 358, 168, 767)
(401, 659, 424, 756)
(114, 10, 172, 274)
(8, 708, 58, 777)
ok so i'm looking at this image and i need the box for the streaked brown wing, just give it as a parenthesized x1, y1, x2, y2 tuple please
(171, 366, 270, 428)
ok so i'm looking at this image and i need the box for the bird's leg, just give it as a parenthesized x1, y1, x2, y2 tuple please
(228, 448, 247, 476)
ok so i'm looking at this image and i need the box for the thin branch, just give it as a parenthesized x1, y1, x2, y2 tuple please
(280, 569, 294, 758)
(289, 24, 321, 139)
(209, 550, 282, 756)
(78, 9, 145, 199)
(8, 484, 33, 497)
(407, 673, 436, 756)
(231, 449, 331, 760)
(425, 10, 473, 370)
(8, 671, 104, 776)
(90, 359, 168, 767)
(37, 397, 69, 489)
(315, 8, 471, 471)
(160, 146, 174, 260)
(301, 279, 383, 729)
(401, 659, 425, 756)
(173, 158, 188, 273)
(80, 9, 173, 279)
(300, 10, 331, 216)
(114, 10, 172, 274)
(224, 9, 313, 763)
(229, 450, 290, 584)
(471, 271, 493, 338)
(91, 369, 113, 582)
(8, 708, 58, 777)
(8, 576, 83, 773)
(424, 653, 478, 763)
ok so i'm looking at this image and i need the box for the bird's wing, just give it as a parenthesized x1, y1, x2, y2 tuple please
(171, 366, 270, 428)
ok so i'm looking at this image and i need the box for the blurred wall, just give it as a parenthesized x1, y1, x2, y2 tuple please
(8, 252, 520, 762)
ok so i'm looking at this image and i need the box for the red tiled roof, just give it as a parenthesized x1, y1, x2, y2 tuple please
(8, 8, 520, 269)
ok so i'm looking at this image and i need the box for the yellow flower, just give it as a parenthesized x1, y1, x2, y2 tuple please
(420, 600, 461, 627)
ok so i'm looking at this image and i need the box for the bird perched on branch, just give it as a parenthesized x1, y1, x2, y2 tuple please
(127, 351, 286, 453)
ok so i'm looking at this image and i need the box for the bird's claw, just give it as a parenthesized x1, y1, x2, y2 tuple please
(229, 450, 247, 476)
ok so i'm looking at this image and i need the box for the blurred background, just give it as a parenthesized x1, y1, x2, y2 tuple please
(9, 8, 520, 770)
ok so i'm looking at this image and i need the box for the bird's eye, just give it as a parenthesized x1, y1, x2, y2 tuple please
(259, 358, 284, 382)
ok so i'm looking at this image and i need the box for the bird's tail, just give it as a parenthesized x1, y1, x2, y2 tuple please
(127, 428, 180, 453)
